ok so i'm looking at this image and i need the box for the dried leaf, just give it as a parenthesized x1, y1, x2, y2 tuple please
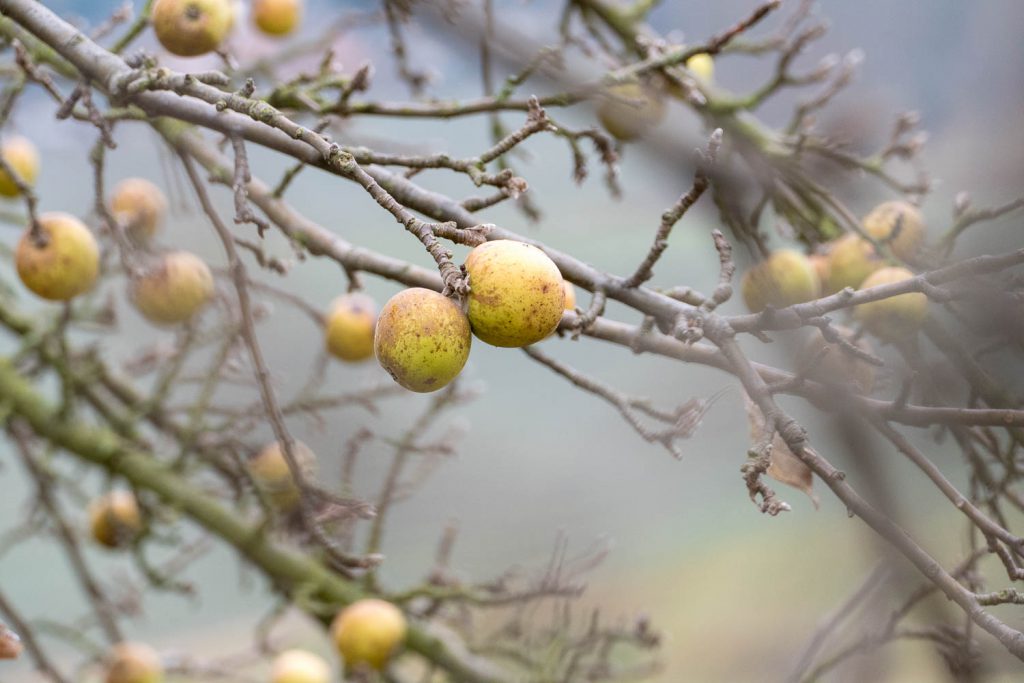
(743, 392, 819, 509)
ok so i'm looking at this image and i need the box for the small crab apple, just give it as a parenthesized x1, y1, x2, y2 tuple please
(801, 325, 876, 394)
(152, 0, 234, 57)
(16, 212, 100, 301)
(854, 267, 929, 341)
(0, 136, 39, 197)
(686, 52, 714, 82)
(863, 200, 925, 261)
(271, 649, 330, 683)
(374, 288, 471, 392)
(465, 240, 565, 347)
(324, 293, 376, 362)
(331, 599, 407, 672)
(740, 249, 820, 313)
(596, 82, 666, 141)
(252, 0, 302, 36)
(823, 233, 883, 294)
(109, 178, 167, 242)
(562, 280, 577, 311)
(130, 251, 214, 325)
(104, 642, 163, 683)
(246, 440, 316, 509)
(89, 490, 143, 550)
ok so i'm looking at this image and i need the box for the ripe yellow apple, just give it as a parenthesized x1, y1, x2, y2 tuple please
(152, 0, 234, 56)
(270, 649, 330, 683)
(863, 200, 925, 261)
(686, 53, 714, 82)
(105, 642, 163, 683)
(595, 82, 666, 141)
(253, 0, 302, 36)
(801, 326, 876, 394)
(0, 136, 39, 197)
(374, 288, 471, 393)
(823, 233, 883, 294)
(331, 599, 407, 672)
(465, 240, 565, 347)
(89, 490, 143, 549)
(16, 213, 100, 301)
(562, 280, 577, 311)
(109, 178, 167, 242)
(247, 441, 316, 509)
(324, 293, 376, 362)
(854, 267, 928, 341)
(130, 251, 214, 325)
(740, 249, 820, 313)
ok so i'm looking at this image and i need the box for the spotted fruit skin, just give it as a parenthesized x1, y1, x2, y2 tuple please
(374, 288, 471, 393)
(152, 0, 234, 57)
(325, 293, 376, 362)
(16, 213, 100, 301)
(595, 83, 665, 141)
(465, 240, 565, 347)
(331, 599, 407, 672)
(110, 178, 167, 241)
(105, 642, 163, 683)
(0, 136, 39, 197)
(863, 200, 925, 261)
(740, 249, 820, 313)
(89, 491, 143, 550)
(854, 267, 928, 341)
(253, 0, 302, 35)
(130, 251, 214, 325)
(247, 441, 316, 509)
(824, 233, 883, 294)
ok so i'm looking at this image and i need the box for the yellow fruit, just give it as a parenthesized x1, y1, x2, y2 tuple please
(331, 599, 407, 672)
(809, 253, 830, 294)
(109, 178, 167, 241)
(595, 82, 666, 141)
(89, 491, 143, 550)
(105, 642, 163, 683)
(325, 293, 376, 362)
(16, 213, 100, 301)
(247, 441, 316, 509)
(253, 0, 301, 36)
(863, 200, 925, 261)
(270, 650, 330, 683)
(0, 136, 39, 197)
(686, 53, 714, 82)
(823, 233, 883, 294)
(130, 251, 214, 325)
(801, 326, 876, 394)
(374, 288, 471, 393)
(465, 240, 565, 347)
(854, 267, 928, 341)
(740, 249, 820, 313)
(152, 0, 234, 57)
(562, 280, 577, 311)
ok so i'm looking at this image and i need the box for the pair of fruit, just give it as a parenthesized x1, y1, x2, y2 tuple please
(151, 0, 301, 57)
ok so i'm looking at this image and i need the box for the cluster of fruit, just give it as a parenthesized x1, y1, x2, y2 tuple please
(740, 200, 930, 342)
(151, 0, 303, 57)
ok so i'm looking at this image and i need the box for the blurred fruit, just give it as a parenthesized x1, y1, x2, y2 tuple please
(596, 83, 665, 141)
(823, 233, 883, 294)
(16, 212, 100, 301)
(0, 625, 21, 660)
(89, 490, 143, 549)
(130, 251, 214, 325)
(105, 642, 163, 683)
(809, 253, 830, 294)
(740, 249, 820, 313)
(863, 200, 925, 261)
(270, 649, 330, 683)
(801, 326, 876, 394)
(465, 240, 565, 347)
(252, 0, 301, 35)
(324, 293, 376, 362)
(686, 52, 714, 82)
(109, 178, 167, 242)
(562, 280, 577, 311)
(152, 0, 233, 56)
(0, 136, 39, 197)
(332, 599, 407, 672)
(374, 288, 471, 392)
(854, 267, 928, 341)
(247, 440, 316, 509)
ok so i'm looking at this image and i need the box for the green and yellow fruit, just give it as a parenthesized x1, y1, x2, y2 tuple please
(596, 82, 665, 141)
(0, 136, 39, 197)
(331, 599, 407, 672)
(823, 233, 883, 294)
(105, 642, 163, 683)
(325, 293, 376, 362)
(247, 441, 316, 509)
(253, 0, 302, 35)
(89, 491, 143, 550)
(740, 249, 820, 313)
(152, 0, 234, 56)
(465, 240, 565, 347)
(130, 251, 214, 325)
(686, 53, 714, 82)
(374, 288, 471, 393)
(109, 178, 167, 242)
(854, 267, 928, 341)
(271, 650, 330, 683)
(16, 213, 100, 301)
(863, 200, 925, 261)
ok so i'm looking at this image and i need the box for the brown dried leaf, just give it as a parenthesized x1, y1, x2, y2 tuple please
(743, 392, 820, 509)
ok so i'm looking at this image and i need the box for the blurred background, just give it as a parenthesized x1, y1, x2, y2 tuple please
(2, 0, 1023, 680)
